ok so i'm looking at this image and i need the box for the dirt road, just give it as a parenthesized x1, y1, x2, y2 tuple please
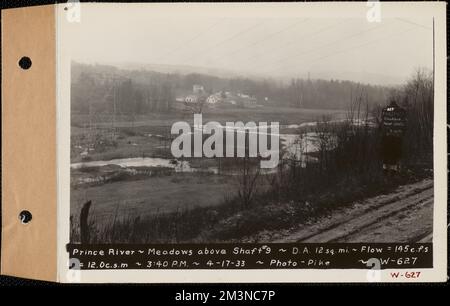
(272, 179, 434, 243)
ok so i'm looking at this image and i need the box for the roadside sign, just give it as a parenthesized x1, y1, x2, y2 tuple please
(381, 104, 407, 137)
(381, 102, 407, 169)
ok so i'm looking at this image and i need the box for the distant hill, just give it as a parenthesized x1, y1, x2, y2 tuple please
(71, 61, 393, 115)
(108, 62, 255, 80)
(93, 61, 404, 87)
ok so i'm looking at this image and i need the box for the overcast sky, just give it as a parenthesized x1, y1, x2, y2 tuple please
(63, 4, 434, 85)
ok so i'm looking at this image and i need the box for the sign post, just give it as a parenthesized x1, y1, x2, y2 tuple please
(381, 100, 407, 172)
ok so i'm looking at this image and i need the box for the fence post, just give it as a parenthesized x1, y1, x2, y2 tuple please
(80, 200, 92, 244)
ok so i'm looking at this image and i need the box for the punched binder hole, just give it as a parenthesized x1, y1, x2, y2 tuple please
(18, 56, 32, 70)
(19, 210, 32, 224)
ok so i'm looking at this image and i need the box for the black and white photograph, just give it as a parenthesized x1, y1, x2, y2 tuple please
(68, 4, 436, 246)
(0, 1, 446, 287)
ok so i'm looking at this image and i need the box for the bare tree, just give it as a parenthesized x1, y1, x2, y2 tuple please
(236, 156, 261, 209)
(402, 68, 434, 163)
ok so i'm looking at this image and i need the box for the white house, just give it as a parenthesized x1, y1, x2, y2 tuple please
(206, 94, 221, 104)
(185, 94, 198, 103)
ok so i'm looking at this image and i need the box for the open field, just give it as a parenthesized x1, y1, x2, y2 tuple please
(71, 127, 171, 163)
(72, 107, 346, 128)
(71, 172, 241, 223)
(70, 106, 343, 221)
(70, 106, 337, 235)
(71, 107, 345, 163)
(69, 97, 434, 244)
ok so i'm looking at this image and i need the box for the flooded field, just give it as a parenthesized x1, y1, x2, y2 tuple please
(70, 108, 347, 227)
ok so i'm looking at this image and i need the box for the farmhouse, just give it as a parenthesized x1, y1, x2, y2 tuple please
(206, 93, 222, 104)
(184, 94, 198, 103)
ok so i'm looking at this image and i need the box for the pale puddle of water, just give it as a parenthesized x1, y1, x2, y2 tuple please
(71, 157, 220, 174)
(72, 157, 189, 170)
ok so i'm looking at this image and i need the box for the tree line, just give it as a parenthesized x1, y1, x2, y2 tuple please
(71, 62, 391, 115)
